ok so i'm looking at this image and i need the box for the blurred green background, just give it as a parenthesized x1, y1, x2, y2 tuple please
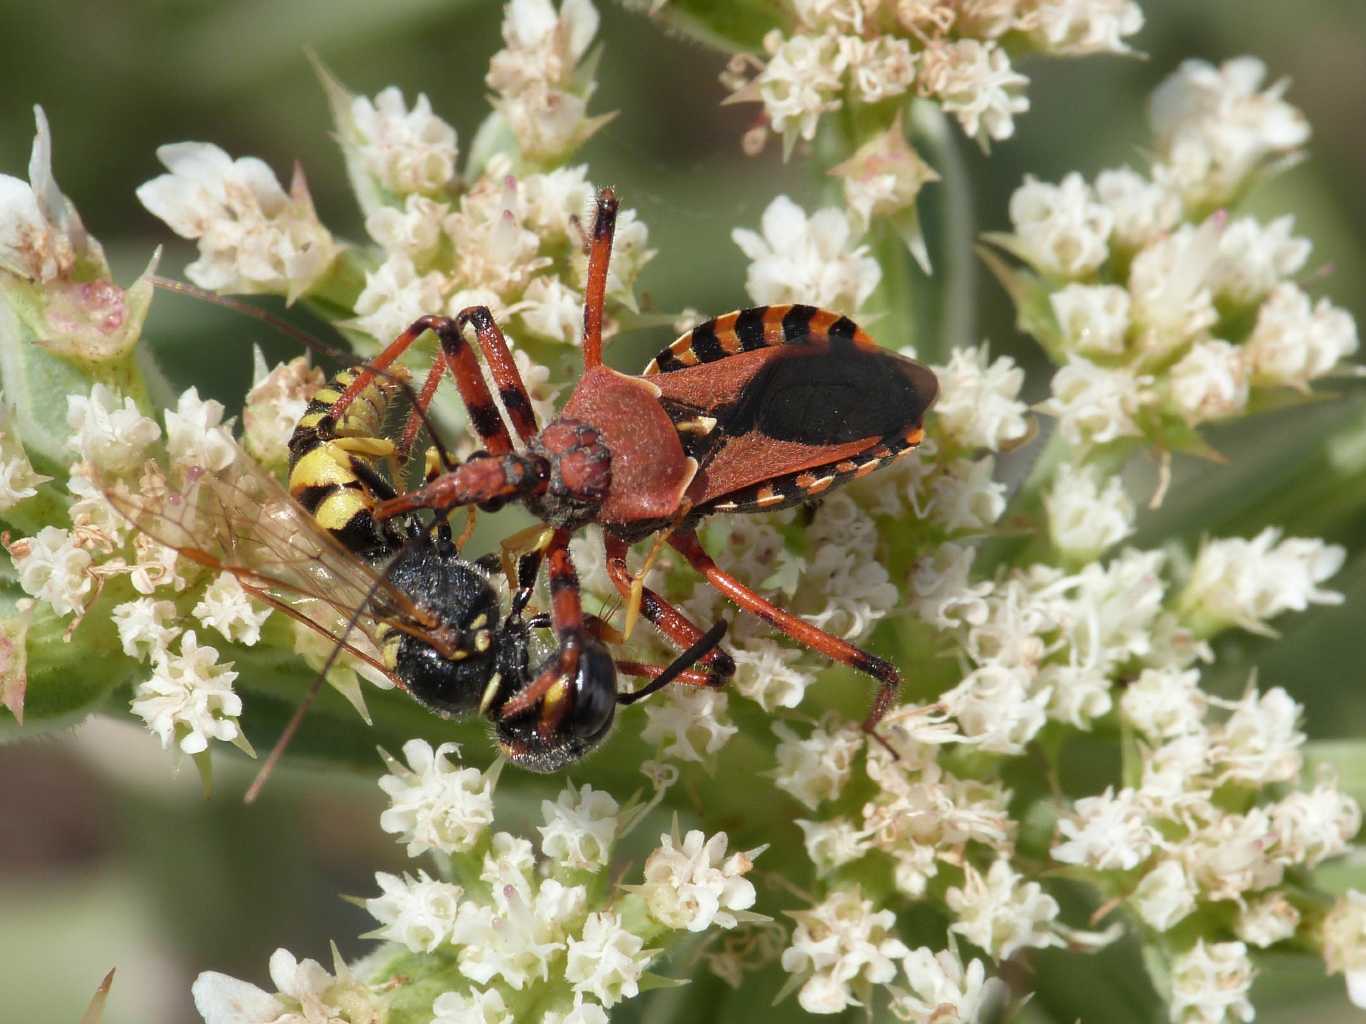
(2, 1, 1366, 1021)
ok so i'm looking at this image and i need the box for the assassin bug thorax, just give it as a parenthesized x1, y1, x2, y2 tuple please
(327, 188, 939, 740)
(110, 298, 727, 788)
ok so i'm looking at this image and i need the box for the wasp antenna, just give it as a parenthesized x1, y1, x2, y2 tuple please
(242, 668, 328, 805)
(149, 275, 350, 364)
(151, 275, 458, 476)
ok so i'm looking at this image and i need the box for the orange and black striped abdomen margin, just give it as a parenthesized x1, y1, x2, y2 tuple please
(644, 305, 882, 375)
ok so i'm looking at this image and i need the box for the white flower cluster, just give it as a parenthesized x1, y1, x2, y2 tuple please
(0, 408, 49, 512)
(487, 0, 608, 162)
(1000, 58, 1355, 449)
(726, 0, 1141, 154)
(137, 142, 339, 299)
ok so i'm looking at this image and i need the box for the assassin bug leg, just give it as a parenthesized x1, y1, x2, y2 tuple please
(667, 529, 902, 740)
(603, 533, 735, 683)
(581, 186, 617, 371)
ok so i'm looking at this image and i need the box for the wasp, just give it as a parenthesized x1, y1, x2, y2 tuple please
(111, 346, 727, 788)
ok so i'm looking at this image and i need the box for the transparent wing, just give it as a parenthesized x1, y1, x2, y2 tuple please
(105, 451, 436, 666)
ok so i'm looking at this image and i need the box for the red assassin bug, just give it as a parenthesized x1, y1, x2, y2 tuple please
(330, 188, 938, 740)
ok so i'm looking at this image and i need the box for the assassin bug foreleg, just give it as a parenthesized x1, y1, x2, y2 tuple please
(360, 187, 939, 740)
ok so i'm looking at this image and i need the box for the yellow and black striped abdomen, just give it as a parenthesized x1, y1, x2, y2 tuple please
(287, 368, 406, 560)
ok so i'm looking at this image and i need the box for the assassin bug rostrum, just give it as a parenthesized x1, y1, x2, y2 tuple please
(326, 188, 939, 741)
(111, 291, 728, 791)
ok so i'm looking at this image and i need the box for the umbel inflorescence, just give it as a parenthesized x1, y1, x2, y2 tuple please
(2, 1, 1365, 1021)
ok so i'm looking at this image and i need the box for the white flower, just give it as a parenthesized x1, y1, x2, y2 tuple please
(1038, 357, 1150, 449)
(910, 542, 992, 631)
(165, 387, 237, 474)
(131, 630, 242, 755)
(112, 597, 181, 660)
(450, 881, 578, 991)
(830, 115, 939, 236)
(771, 718, 864, 811)
(639, 686, 737, 762)
(243, 351, 324, 468)
(1093, 167, 1182, 253)
(539, 782, 619, 871)
(1029, 0, 1143, 56)
(1236, 893, 1300, 948)
(0, 106, 96, 283)
(350, 87, 457, 196)
(1322, 890, 1366, 1009)
(565, 911, 654, 1006)
(366, 870, 462, 953)
(482, 831, 538, 907)
(1180, 528, 1345, 635)
(1139, 733, 1217, 825)
(365, 192, 447, 263)
(729, 636, 817, 711)
(1166, 339, 1249, 425)
(1269, 782, 1362, 869)
(1045, 462, 1134, 561)
(1130, 859, 1198, 932)
(889, 946, 1005, 1024)
(378, 739, 496, 856)
(796, 818, 872, 875)
(0, 419, 48, 511)
(1169, 940, 1255, 1024)
(1209, 686, 1304, 786)
(431, 987, 514, 1024)
(1051, 787, 1156, 872)
(637, 829, 759, 932)
(1243, 283, 1359, 391)
(1120, 667, 1206, 741)
(193, 946, 378, 1024)
(930, 456, 1006, 533)
(1150, 56, 1310, 208)
(487, 0, 605, 161)
(946, 859, 1063, 960)
(1210, 215, 1311, 306)
(1007, 172, 1112, 278)
(137, 142, 338, 298)
(781, 886, 911, 1015)
(752, 30, 847, 146)
(541, 997, 610, 1024)
(9, 525, 92, 617)
(1050, 283, 1131, 357)
(1182, 808, 1284, 902)
(66, 383, 162, 473)
(930, 344, 1029, 452)
(520, 275, 583, 344)
(841, 35, 917, 105)
(732, 195, 880, 313)
(942, 664, 1049, 755)
(921, 38, 1029, 145)
(193, 572, 271, 646)
(1126, 221, 1221, 364)
(350, 252, 446, 346)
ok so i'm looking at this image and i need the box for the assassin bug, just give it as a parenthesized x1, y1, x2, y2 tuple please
(326, 188, 938, 739)
(114, 287, 728, 791)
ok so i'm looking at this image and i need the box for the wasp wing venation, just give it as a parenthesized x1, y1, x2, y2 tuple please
(102, 453, 430, 647)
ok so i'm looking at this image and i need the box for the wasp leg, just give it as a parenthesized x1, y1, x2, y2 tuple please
(602, 533, 734, 684)
(581, 188, 618, 372)
(668, 529, 903, 740)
